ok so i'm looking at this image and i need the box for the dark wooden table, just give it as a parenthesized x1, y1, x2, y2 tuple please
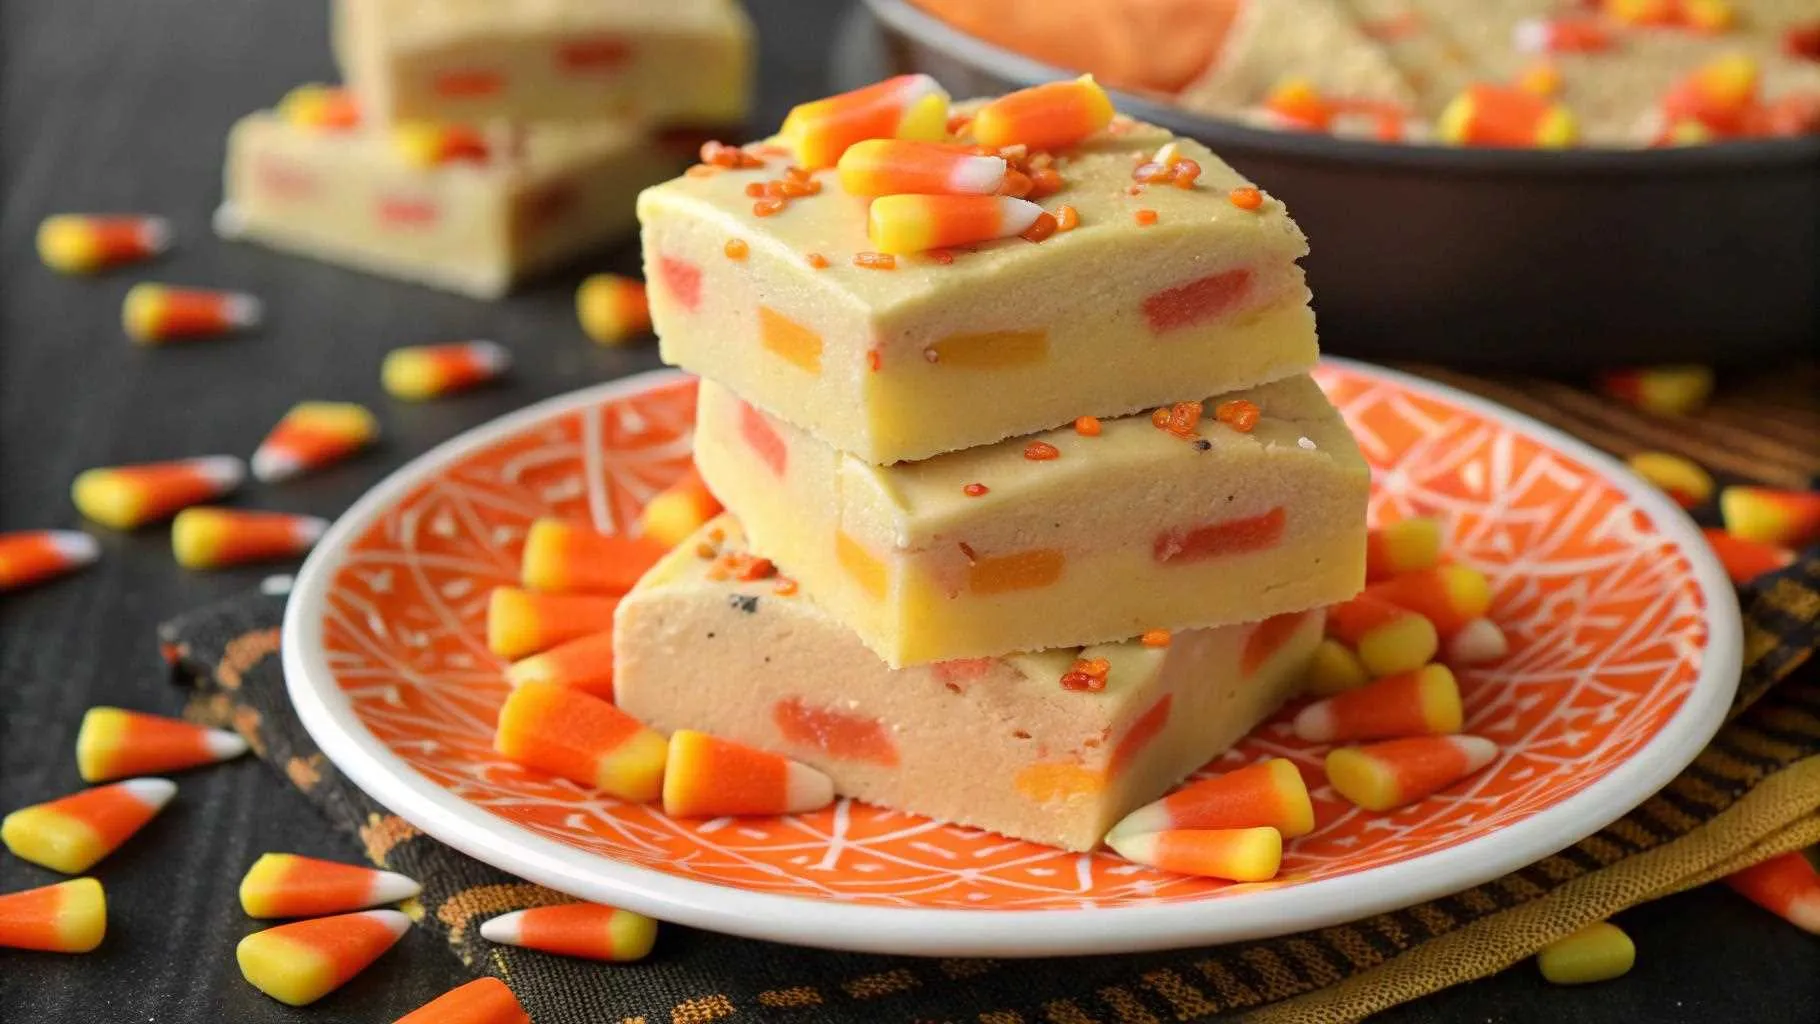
(1, 1, 1814, 1020)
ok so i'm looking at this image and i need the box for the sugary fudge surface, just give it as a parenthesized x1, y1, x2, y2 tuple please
(639, 106, 1317, 463)
(332, 0, 752, 126)
(615, 517, 1321, 851)
(220, 99, 681, 298)
(694, 374, 1368, 666)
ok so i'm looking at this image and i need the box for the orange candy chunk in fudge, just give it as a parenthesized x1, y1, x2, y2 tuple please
(970, 75, 1116, 150)
(480, 904, 658, 963)
(1293, 664, 1462, 744)
(661, 729, 834, 818)
(837, 139, 1009, 196)
(772, 697, 901, 767)
(1105, 826, 1283, 881)
(1107, 758, 1313, 842)
(1325, 735, 1499, 812)
(75, 707, 246, 782)
(520, 517, 669, 595)
(0, 878, 107, 954)
(493, 682, 667, 802)
(779, 74, 950, 169)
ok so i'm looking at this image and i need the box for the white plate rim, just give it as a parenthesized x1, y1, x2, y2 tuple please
(283, 359, 1743, 957)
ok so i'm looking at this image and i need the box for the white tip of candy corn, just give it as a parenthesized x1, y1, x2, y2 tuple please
(359, 908, 413, 939)
(1446, 618, 1509, 666)
(118, 777, 179, 811)
(783, 761, 837, 815)
(468, 340, 512, 374)
(477, 910, 526, 945)
(367, 871, 422, 906)
(212, 203, 246, 239)
(46, 531, 101, 567)
(204, 729, 251, 761)
(1292, 702, 1339, 744)
(193, 455, 249, 491)
(222, 293, 264, 330)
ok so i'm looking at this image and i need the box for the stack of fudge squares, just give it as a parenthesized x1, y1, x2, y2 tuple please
(215, 0, 752, 298)
(615, 76, 1371, 853)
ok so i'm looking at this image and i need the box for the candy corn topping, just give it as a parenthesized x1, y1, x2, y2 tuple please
(76, 707, 246, 782)
(1304, 637, 1371, 696)
(1365, 518, 1443, 581)
(2, 777, 177, 874)
(37, 214, 171, 274)
(971, 75, 1116, 151)
(0, 878, 106, 953)
(1595, 365, 1713, 415)
(1107, 758, 1313, 842)
(1326, 592, 1439, 677)
(1662, 53, 1760, 135)
(1625, 451, 1713, 509)
(1438, 83, 1578, 148)
(381, 341, 511, 401)
(634, 466, 724, 549)
(172, 508, 328, 569)
(487, 587, 621, 660)
(396, 978, 531, 1024)
(867, 194, 1043, 254)
(122, 284, 262, 344)
(278, 84, 361, 131)
(479, 903, 658, 962)
(493, 682, 668, 802)
(1366, 564, 1493, 638)
(1719, 486, 1820, 550)
(252, 401, 380, 483)
(1702, 528, 1794, 586)
(779, 74, 950, 170)
(1537, 922, 1636, 985)
(662, 729, 835, 818)
(0, 530, 98, 591)
(520, 518, 669, 596)
(1325, 735, 1498, 812)
(1513, 16, 1614, 54)
(577, 274, 652, 346)
(391, 121, 490, 168)
(1294, 663, 1462, 744)
(837, 139, 1007, 196)
(236, 910, 410, 1006)
(72, 455, 245, 529)
(239, 853, 421, 919)
(1105, 827, 1283, 881)
(1262, 78, 1334, 130)
(505, 629, 617, 701)
(1724, 851, 1820, 933)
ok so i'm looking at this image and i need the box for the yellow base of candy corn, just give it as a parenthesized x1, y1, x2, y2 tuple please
(1537, 921, 1635, 984)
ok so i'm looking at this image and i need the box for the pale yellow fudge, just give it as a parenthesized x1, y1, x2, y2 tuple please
(218, 95, 683, 298)
(1181, 0, 1419, 113)
(693, 375, 1368, 667)
(615, 517, 1322, 851)
(638, 109, 1318, 464)
(331, 0, 753, 127)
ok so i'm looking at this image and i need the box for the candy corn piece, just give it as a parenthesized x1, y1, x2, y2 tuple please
(1326, 592, 1439, 676)
(494, 682, 667, 801)
(0, 878, 106, 953)
(1661, 53, 1760, 135)
(1702, 528, 1795, 586)
(662, 729, 834, 818)
(278, 83, 361, 131)
(634, 466, 723, 549)
(868, 194, 1044, 255)
(1724, 851, 1820, 933)
(1537, 921, 1636, 985)
(1605, 0, 1678, 25)
(2, 778, 176, 873)
(837, 139, 1008, 196)
(780, 73, 950, 169)
(1515, 62, 1565, 99)
(520, 517, 669, 595)
(391, 121, 490, 168)
(1366, 564, 1494, 638)
(172, 508, 328, 570)
(1437, 83, 1578, 147)
(1304, 637, 1371, 696)
(971, 75, 1117, 150)
(1513, 16, 1614, 54)
(505, 629, 616, 701)
(1107, 758, 1313, 842)
(0, 530, 98, 591)
(1720, 487, 1820, 550)
(488, 588, 621, 660)
(1444, 618, 1510, 667)
(252, 401, 380, 482)
(122, 284, 262, 344)
(1325, 735, 1499, 812)
(576, 274, 651, 346)
(396, 978, 531, 1024)
(1294, 664, 1462, 744)
(382, 341, 511, 401)
(76, 707, 246, 782)
(240, 853, 421, 919)
(479, 903, 659, 962)
(1104, 827, 1282, 881)
(1596, 365, 1714, 415)
(236, 909, 410, 1006)
(37, 214, 171, 274)
(72, 455, 245, 529)
(1682, 0, 1737, 33)
(1261, 78, 1334, 131)
(1626, 451, 1713, 509)
(1365, 518, 1443, 582)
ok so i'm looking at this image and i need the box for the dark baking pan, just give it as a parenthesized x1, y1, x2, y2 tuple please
(863, 0, 1820, 372)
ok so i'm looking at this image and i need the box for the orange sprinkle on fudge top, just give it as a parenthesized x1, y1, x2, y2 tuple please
(724, 238, 749, 260)
(1229, 186, 1264, 210)
(1141, 629, 1172, 647)
(1135, 208, 1159, 225)
(1217, 399, 1261, 432)
(806, 252, 829, 269)
(963, 482, 989, 497)
(1024, 441, 1061, 461)
(1074, 416, 1102, 436)
(1054, 204, 1080, 231)
(854, 252, 897, 270)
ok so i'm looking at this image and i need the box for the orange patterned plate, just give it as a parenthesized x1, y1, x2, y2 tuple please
(284, 361, 1741, 956)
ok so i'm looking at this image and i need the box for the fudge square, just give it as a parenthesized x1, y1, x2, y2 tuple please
(694, 374, 1368, 667)
(219, 88, 684, 298)
(615, 517, 1322, 852)
(332, 0, 753, 127)
(638, 108, 1318, 464)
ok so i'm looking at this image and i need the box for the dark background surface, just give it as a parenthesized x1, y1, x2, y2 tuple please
(0, 1, 1815, 1020)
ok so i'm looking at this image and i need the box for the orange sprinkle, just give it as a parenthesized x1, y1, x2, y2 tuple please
(1024, 441, 1061, 461)
(866, 349, 881, 372)
(1229, 187, 1264, 210)
(1054, 204, 1080, 231)
(1141, 629, 1172, 648)
(806, 252, 829, 269)
(1074, 416, 1102, 437)
(1173, 160, 1202, 188)
(1000, 169, 1034, 198)
(1168, 400, 1204, 437)
(1028, 168, 1065, 198)
(1217, 399, 1261, 432)
(724, 238, 749, 260)
(1135, 208, 1158, 226)
(774, 577, 799, 596)
(963, 482, 989, 497)
(853, 252, 897, 270)
(1060, 671, 1104, 692)
(1083, 657, 1111, 676)
(785, 165, 813, 183)
(753, 198, 786, 217)
(1126, 184, 1145, 196)
(928, 249, 956, 265)
(744, 182, 766, 198)
(694, 541, 717, 559)
(1021, 212, 1059, 243)
(1151, 407, 1172, 429)
(700, 141, 763, 169)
